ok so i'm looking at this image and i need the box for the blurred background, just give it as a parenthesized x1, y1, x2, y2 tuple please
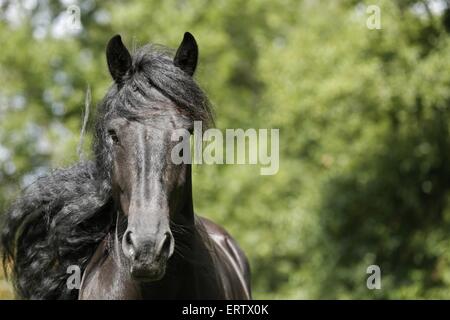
(1, 0, 450, 299)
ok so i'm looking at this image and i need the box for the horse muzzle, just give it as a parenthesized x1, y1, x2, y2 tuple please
(122, 229, 175, 281)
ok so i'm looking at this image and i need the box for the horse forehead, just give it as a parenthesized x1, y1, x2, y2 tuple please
(124, 118, 181, 145)
(136, 113, 187, 133)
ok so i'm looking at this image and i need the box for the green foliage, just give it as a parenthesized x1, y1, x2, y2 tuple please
(1, 0, 450, 299)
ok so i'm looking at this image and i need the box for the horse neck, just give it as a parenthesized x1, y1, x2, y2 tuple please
(174, 163, 195, 224)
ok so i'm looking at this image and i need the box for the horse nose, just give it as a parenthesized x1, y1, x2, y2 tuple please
(122, 230, 137, 259)
(122, 229, 174, 261)
(156, 231, 175, 260)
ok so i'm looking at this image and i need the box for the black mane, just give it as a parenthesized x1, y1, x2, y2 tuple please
(1, 43, 213, 299)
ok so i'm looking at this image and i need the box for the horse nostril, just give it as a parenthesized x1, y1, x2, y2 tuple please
(123, 230, 136, 258)
(157, 232, 174, 259)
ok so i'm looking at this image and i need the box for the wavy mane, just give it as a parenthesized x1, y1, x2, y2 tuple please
(1, 43, 212, 299)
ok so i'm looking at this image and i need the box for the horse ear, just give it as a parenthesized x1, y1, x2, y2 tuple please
(106, 35, 132, 84)
(174, 32, 198, 76)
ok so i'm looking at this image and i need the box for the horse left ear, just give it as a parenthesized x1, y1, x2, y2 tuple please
(174, 32, 198, 76)
(106, 34, 132, 84)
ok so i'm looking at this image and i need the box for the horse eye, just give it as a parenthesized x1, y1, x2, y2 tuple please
(108, 130, 120, 144)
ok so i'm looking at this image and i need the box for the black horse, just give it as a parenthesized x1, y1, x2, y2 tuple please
(1, 32, 251, 300)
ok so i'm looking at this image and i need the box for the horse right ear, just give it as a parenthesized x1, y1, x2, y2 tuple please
(174, 32, 198, 76)
(106, 35, 132, 84)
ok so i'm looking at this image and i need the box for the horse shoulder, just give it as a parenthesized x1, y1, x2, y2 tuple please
(197, 216, 252, 299)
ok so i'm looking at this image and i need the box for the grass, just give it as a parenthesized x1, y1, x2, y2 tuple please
(0, 273, 14, 299)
